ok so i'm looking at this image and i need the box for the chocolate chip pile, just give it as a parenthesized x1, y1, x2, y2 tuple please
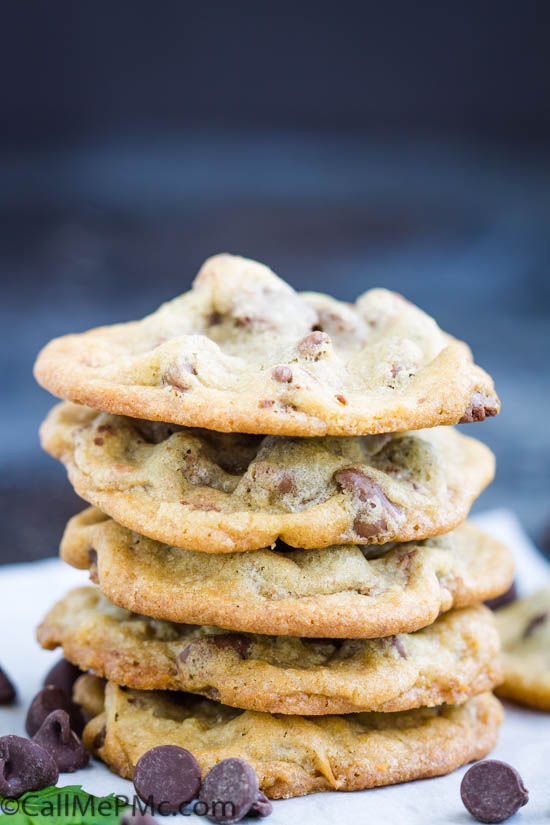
(11, 254, 529, 822)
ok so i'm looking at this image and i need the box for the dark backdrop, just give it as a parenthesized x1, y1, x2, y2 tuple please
(1, 1, 549, 563)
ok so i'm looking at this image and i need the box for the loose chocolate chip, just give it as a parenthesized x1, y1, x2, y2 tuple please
(120, 813, 159, 825)
(199, 758, 269, 823)
(250, 792, 273, 818)
(271, 366, 292, 383)
(0, 735, 59, 798)
(485, 582, 518, 611)
(459, 391, 499, 424)
(461, 760, 528, 823)
(33, 709, 89, 773)
(44, 658, 82, 699)
(133, 745, 201, 814)
(523, 612, 548, 638)
(249, 791, 273, 816)
(26, 685, 84, 737)
(0, 667, 16, 705)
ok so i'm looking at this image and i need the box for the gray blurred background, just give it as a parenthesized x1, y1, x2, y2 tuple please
(1, 1, 549, 563)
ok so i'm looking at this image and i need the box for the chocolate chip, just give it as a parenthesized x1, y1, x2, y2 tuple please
(0, 667, 16, 705)
(26, 685, 84, 737)
(0, 735, 59, 798)
(335, 394, 347, 405)
(133, 745, 201, 814)
(353, 514, 390, 539)
(210, 635, 251, 659)
(272, 366, 292, 383)
(44, 658, 82, 699)
(390, 636, 408, 659)
(460, 760, 528, 823)
(459, 391, 499, 424)
(199, 758, 270, 823)
(120, 813, 159, 825)
(93, 725, 106, 750)
(207, 311, 223, 326)
(335, 469, 401, 539)
(523, 612, 548, 638)
(297, 331, 331, 360)
(336, 468, 387, 503)
(251, 792, 273, 818)
(485, 582, 518, 611)
(33, 709, 89, 773)
(180, 634, 251, 667)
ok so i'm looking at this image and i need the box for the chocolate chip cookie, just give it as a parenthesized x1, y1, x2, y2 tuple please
(34, 254, 499, 437)
(61, 508, 514, 638)
(78, 677, 503, 799)
(495, 588, 550, 711)
(42, 402, 495, 552)
(38, 587, 502, 715)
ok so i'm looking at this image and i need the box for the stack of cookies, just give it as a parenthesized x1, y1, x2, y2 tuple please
(34, 254, 514, 802)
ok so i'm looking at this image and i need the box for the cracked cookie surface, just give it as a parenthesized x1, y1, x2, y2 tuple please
(495, 588, 550, 711)
(34, 254, 499, 436)
(61, 507, 514, 638)
(38, 587, 502, 715)
(42, 402, 495, 552)
(78, 677, 503, 799)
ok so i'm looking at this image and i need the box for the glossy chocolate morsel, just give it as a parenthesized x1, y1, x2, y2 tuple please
(33, 709, 89, 772)
(461, 760, 528, 824)
(0, 735, 59, 798)
(133, 745, 201, 814)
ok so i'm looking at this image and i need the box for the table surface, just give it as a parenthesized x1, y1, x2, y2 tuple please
(1, 134, 549, 563)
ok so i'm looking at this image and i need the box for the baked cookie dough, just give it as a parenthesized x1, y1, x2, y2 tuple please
(495, 588, 550, 711)
(38, 588, 502, 715)
(78, 677, 503, 799)
(34, 254, 499, 437)
(41, 402, 495, 551)
(61, 508, 515, 638)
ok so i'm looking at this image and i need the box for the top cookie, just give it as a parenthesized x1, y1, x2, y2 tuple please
(34, 254, 499, 436)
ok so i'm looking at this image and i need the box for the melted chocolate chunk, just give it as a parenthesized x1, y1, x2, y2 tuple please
(335, 468, 401, 539)
(297, 331, 331, 359)
(460, 760, 528, 823)
(459, 391, 499, 424)
(390, 636, 408, 659)
(93, 725, 106, 750)
(180, 634, 251, 666)
(272, 366, 293, 383)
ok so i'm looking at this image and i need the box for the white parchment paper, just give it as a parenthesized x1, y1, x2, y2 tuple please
(1, 509, 549, 823)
